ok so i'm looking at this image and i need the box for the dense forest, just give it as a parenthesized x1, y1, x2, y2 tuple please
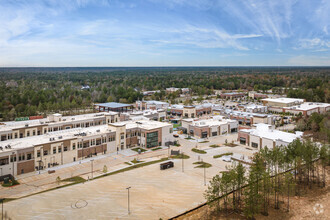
(0, 67, 329, 120)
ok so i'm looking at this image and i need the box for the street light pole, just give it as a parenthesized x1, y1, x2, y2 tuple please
(11, 152, 15, 178)
(91, 159, 94, 179)
(61, 143, 64, 165)
(204, 166, 206, 186)
(1, 198, 3, 220)
(182, 151, 184, 172)
(80, 139, 83, 164)
(126, 186, 131, 215)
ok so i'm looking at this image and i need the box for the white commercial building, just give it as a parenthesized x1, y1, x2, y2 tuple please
(261, 98, 305, 107)
(181, 116, 238, 138)
(238, 123, 303, 150)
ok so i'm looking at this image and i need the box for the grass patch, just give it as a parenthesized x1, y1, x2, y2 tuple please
(213, 152, 233, 158)
(131, 158, 143, 164)
(61, 176, 86, 184)
(224, 143, 238, 147)
(170, 154, 190, 159)
(94, 157, 169, 180)
(193, 161, 212, 168)
(174, 143, 181, 147)
(173, 123, 181, 129)
(209, 144, 220, 148)
(199, 141, 209, 143)
(2, 179, 20, 187)
(131, 147, 147, 153)
(124, 162, 131, 165)
(151, 147, 162, 151)
(185, 137, 193, 140)
(191, 148, 207, 154)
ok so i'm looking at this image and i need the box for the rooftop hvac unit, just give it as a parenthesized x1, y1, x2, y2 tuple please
(40, 121, 44, 124)
(96, 129, 100, 132)
(63, 119, 66, 121)
(49, 138, 52, 141)
(71, 118, 75, 120)
(0, 146, 2, 151)
(25, 124, 29, 127)
(58, 136, 63, 139)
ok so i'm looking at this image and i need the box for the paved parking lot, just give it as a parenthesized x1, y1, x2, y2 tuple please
(3, 134, 257, 219)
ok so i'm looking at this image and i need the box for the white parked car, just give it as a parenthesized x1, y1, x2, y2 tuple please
(222, 155, 232, 162)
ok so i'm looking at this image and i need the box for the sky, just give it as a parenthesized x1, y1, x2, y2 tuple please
(0, 0, 329, 67)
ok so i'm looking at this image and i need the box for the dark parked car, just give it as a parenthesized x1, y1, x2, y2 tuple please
(160, 161, 174, 170)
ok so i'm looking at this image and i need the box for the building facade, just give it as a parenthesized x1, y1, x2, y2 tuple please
(0, 119, 174, 177)
(0, 113, 119, 142)
(181, 116, 238, 138)
(238, 124, 303, 150)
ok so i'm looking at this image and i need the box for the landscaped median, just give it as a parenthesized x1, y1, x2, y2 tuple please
(209, 144, 220, 148)
(191, 148, 207, 154)
(131, 147, 147, 153)
(94, 157, 169, 179)
(2, 179, 20, 187)
(213, 152, 233, 158)
(193, 161, 212, 168)
(170, 153, 190, 159)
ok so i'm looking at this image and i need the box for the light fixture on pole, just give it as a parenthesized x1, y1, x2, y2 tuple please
(126, 186, 131, 215)
(91, 159, 94, 179)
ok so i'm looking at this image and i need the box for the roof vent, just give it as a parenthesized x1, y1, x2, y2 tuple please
(0, 146, 2, 151)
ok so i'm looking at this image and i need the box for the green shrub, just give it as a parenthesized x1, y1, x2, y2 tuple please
(191, 148, 207, 154)
(209, 144, 220, 148)
(193, 161, 212, 168)
(171, 153, 190, 159)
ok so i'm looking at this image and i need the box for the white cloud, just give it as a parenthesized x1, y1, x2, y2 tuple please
(288, 55, 330, 66)
(298, 38, 330, 49)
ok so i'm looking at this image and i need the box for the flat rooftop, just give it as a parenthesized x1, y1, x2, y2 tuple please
(284, 102, 330, 111)
(189, 117, 236, 127)
(95, 102, 132, 108)
(0, 125, 113, 153)
(111, 120, 172, 130)
(261, 97, 304, 104)
(144, 100, 168, 105)
(224, 109, 271, 118)
(241, 123, 303, 144)
(0, 112, 117, 133)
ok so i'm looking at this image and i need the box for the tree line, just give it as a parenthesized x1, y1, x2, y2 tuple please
(204, 139, 329, 219)
(0, 67, 329, 120)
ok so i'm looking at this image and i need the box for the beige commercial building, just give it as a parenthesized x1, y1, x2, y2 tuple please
(238, 124, 303, 150)
(261, 98, 305, 108)
(0, 113, 119, 142)
(0, 119, 174, 178)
